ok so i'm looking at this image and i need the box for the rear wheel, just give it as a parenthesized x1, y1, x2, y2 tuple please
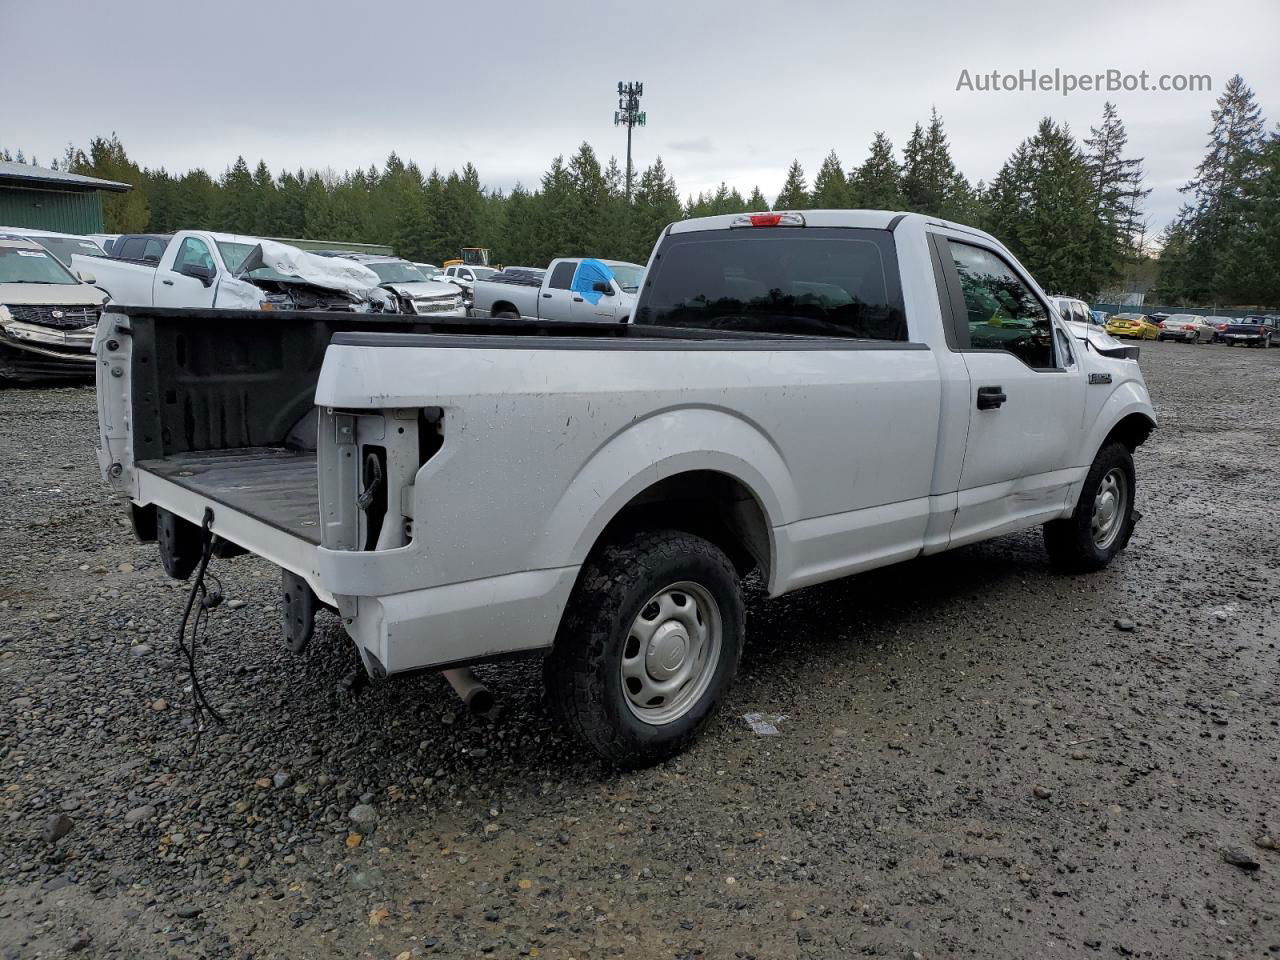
(544, 529, 744, 767)
(1044, 442, 1136, 573)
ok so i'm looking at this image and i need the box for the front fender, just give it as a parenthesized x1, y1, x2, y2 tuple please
(533, 405, 797, 571)
(1079, 377, 1156, 466)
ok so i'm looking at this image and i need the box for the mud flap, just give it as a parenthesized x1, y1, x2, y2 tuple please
(282, 570, 318, 654)
(157, 507, 202, 580)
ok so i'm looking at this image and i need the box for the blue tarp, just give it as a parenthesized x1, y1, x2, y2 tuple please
(571, 258, 613, 305)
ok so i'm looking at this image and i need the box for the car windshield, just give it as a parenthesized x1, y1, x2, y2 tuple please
(607, 264, 644, 292)
(0, 245, 79, 284)
(417, 264, 441, 278)
(368, 261, 427, 284)
(214, 241, 299, 283)
(1229, 318, 1260, 325)
(32, 236, 107, 264)
(216, 242, 254, 273)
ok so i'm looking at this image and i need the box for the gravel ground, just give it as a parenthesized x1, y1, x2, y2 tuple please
(1, 340, 1277, 960)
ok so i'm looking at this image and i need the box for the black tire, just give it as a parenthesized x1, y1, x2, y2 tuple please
(544, 529, 744, 767)
(1043, 441, 1136, 573)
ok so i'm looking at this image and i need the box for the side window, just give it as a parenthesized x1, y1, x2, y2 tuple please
(142, 239, 165, 263)
(460, 269, 473, 282)
(1056, 327, 1076, 367)
(172, 237, 214, 275)
(548, 261, 577, 290)
(947, 240, 1055, 369)
(120, 238, 144, 260)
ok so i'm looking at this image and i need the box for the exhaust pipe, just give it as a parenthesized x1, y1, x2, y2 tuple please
(442, 668, 494, 715)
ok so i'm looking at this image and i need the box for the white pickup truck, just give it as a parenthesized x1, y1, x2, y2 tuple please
(96, 210, 1155, 766)
(73, 231, 393, 312)
(471, 257, 644, 323)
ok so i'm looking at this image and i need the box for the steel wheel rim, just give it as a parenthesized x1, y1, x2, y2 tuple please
(620, 580, 722, 725)
(1091, 468, 1128, 550)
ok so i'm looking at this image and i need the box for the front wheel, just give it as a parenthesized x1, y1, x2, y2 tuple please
(544, 529, 744, 767)
(1044, 442, 1136, 573)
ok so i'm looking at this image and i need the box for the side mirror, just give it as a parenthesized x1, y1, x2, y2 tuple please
(592, 281, 613, 295)
(181, 262, 215, 287)
(76, 270, 96, 285)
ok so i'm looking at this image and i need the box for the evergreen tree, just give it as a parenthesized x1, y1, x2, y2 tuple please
(747, 186, 769, 211)
(567, 143, 609, 253)
(1216, 126, 1280, 305)
(985, 118, 1108, 296)
(537, 155, 577, 263)
(1083, 102, 1150, 283)
(69, 134, 150, 231)
(140, 168, 177, 232)
(273, 169, 308, 239)
(773, 160, 809, 210)
(848, 132, 903, 209)
(499, 183, 541, 266)
(216, 156, 256, 233)
(900, 109, 972, 220)
(810, 151, 848, 208)
(628, 157, 680, 263)
(251, 160, 279, 236)
(1158, 74, 1266, 301)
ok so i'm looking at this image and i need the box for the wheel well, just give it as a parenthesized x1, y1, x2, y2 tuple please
(493, 300, 518, 315)
(594, 470, 771, 581)
(1104, 412, 1155, 452)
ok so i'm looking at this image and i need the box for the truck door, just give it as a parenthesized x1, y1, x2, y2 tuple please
(936, 237, 1087, 546)
(540, 260, 578, 320)
(570, 262, 623, 323)
(155, 236, 218, 308)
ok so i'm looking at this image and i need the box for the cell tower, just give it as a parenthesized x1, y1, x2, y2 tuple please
(614, 81, 646, 202)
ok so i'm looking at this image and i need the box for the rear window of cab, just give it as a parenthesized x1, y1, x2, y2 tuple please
(636, 227, 907, 341)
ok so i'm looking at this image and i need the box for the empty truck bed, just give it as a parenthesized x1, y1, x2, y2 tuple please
(137, 448, 321, 545)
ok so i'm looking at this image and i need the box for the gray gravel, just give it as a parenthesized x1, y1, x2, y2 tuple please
(1, 340, 1277, 959)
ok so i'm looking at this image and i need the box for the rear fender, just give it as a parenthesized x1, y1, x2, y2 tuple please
(534, 406, 795, 588)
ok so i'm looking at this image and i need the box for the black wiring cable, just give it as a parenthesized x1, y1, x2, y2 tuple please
(175, 508, 225, 750)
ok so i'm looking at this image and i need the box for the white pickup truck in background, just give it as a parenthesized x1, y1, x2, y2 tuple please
(97, 209, 1155, 766)
(72, 231, 394, 312)
(471, 257, 644, 323)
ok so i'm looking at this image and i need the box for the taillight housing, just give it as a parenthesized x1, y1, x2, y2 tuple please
(731, 212, 806, 228)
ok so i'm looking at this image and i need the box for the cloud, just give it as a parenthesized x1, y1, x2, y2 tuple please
(664, 137, 715, 154)
(4, 0, 1277, 233)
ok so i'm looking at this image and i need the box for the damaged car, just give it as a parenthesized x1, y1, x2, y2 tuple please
(71, 231, 395, 312)
(321, 254, 466, 316)
(0, 234, 106, 382)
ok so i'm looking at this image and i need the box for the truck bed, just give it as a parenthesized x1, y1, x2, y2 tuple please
(137, 448, 320, 545)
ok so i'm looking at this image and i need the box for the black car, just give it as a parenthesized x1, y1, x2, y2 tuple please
(1220, 316, 1278, 348)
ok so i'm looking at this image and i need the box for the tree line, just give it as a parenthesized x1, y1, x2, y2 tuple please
(5, 73, 1275, 306)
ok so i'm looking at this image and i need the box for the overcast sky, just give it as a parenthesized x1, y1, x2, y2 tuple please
(6, 0, 1278, 233)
